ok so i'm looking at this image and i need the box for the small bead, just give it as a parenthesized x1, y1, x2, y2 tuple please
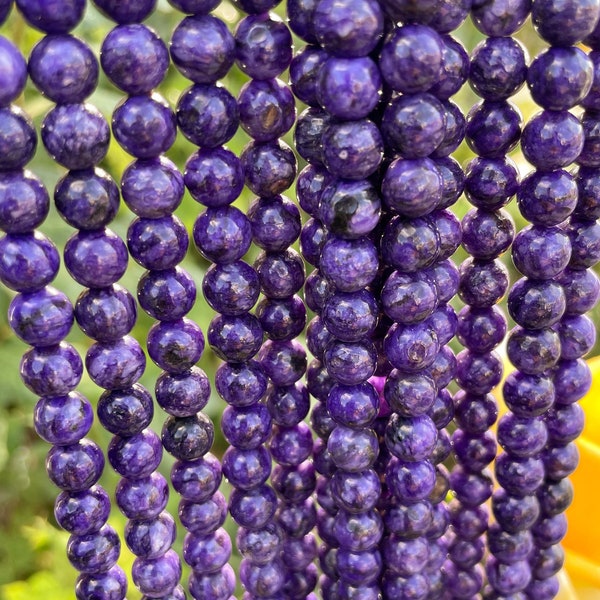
(171, 454, 221, 503)
(93, 0, 157, 23)
(215, 360, 267, 407)
(179, 491, 227, 535)
(495, 453, 545, 497)
(221, 404, 271, 450)
(0, 169, 49, 234)
(229, 484, 277, 529)
(0, 37, 27, 107)
(507, 326, 561, 374)
(86, 336, 146, 390)
(430, 36, 469, 101)
(512, 225, 571, 279)
(249, 195, 301, 251)
(384, 321, 439, 373)
(320, 236, 379, 292)
(457, 306, 507, 353)
(508, 278, 566, 329)
(97, 385, 153, 438)
(207, 313, 263, 363)
(464, 156, 519, 211)
(47, 439, 104, 492)
(202, 261, 259, 316)
(327, 382, 379, 429)
(67, 524, 121, 575)
(108, 429, 162, 479)
(125, 512, 176, 559)
(497, 414, 548, 458)
(453, 391, 498, 434)
(461, 209, 514, 260)
(503, 371, 555, 418)
(34, 392, 93, 446)
(132, 549, 182, 598)
(16, 0, 85, 33)
(241, 139, 297, 197)
(492, 489, 540, 533)
(116, 472, 169, 520)
(532, 0, 600, 46)
(471, 0, 531, 36)
(55, 485, 111, 536)
(381, 216, 439, 273)
(138, 267, 196, 322)
(75, 564, 127, 600)
(189, 565, 235, 600)
(0, 106, 37, 171)
(237, 522, 282, 564)
(564, 218, 600, 269)
(384, 371, 437, 417)
(257, 295, 306, 341)
(183, 527, 231, 573)
(268, 383, 310, 427)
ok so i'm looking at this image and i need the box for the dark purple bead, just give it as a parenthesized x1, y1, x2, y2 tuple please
(532, 0, 600, 46)
(147, 318, 204, 374)
(382, 573, 428, 600)
(116, 472, 169, 520)
(0, 37, 27, 107)
(101, 25, 168, 95)
(221, 403, 271, 450)
(255, 249, 305, 298)
(76, 564, 127, 600)
(385, 413, 437, 462)
(327, 425, 378, 472)
(433, 157, 465, 209)
(543, 441, 579, 481)
(470, 36, 527, 101)
(507, 326, 561, 375)
(85, 336, 146, 390)
(257, 295, 306, 341)
(185, 148, 244, 207)
(132, 549, 181, 598)
(207, 313, 263, 362)
(33, 391, 91, 447)
(428, 259, 460, 304)
(466, 101, 522, 159)
(430, 0, 472, 32)
(457, 306, 506, 354)
(271, 460, 316, 503)
(449, 537, 485, 570)
(170, 15, 235, 83)
(471, 0, 531, 36)
(495, 453, 545, 497)
(320, 236, 378, 292)
(97, 384, 154, 436)
(171, 454, 221, 503)
(521, 110, 584, 171)
(545, 403, 585, 445)
(277, 498, 317, 538)
(497, 414, 547, 458)
(183, 527, 231, 573)
(381, 270, 437, 324)
(492, 489, 540, 533)
(449, 501, 489, 539)
(0, 106, 36, 171)
(331, 469, 380, 514)
(453, 391, 498, 434)
(287, 0, 318, 42)
(155, 367, 210, 418)
(487, 557, 531, 595)
(382, 93, 446, 158)
(202, 261, 259, 316)
(508, 278, 566, 329)
(93, 0, 157, 23)
(537, 479, 573, 517)
(453, 429, 496, 472)
(383, 536, 429, 577)
(324, 339, 378, 385)
(384, 321, 439, 373)
(259, 339, 306, 386)
(125, 512, 175, 560)
(304, 269, 332, 313)
(47, 439, 104, 492)
(430, 209, 462, 259)
(580, 108, 600, 166)
(193, 206, 251, 265)
(464, 156, 519, 210)
(235, 14, 292, 79)
(54, 486, 110, 535)
(162, 413, 214, 461)
(0, 170, 48, 233)
(384, 371, 436, 417)
(215, 360, 267, 407)
(533, 513, 568, 548)
(29, 34, 98, 103)
(564, 218, 600, 269)
(290, 46, 328, 107)
(42, 104, 109, 170)
(189, 565, 235, 600)
(576, 165, 600, 220)
(167, 0, 220, 13)
(229, 484, 277, 529)
(333, 508, 383, 552)
(430, 36, 469, 101)
(384, 500, 433, 537)
(432, 100, 466, 158)
(553, 358, 592, 404)
(503, 371, 555, 418)
(16, 0, 85, 33)
(308, 362, 334, 404)
(241, 139, 296, 197)
(108, 429, 162, 480)
(381, 216, 439, 273)
(138, 267, 195, 322)
(427, 388, 454, 429)
(327, 382, 379, 429)
(68, 524, 120, 575)
(379, 0, 438, 23)
(9, 286, 73, 347)
(461, 209, 514, 261)
(313, 0, 383, 58)
(323, 290, 378, 342)
(556, 314, 596, 360)
(179, 491, 227, 536)
(512, 225, 571, 279)
(248, 195, 300, 251)
(240, 558, 285, 597)
(237, 522, 282, 564)
(270, 422, 313, 466)
(459, 259, 509, 308)
(386, 457, 437, 504)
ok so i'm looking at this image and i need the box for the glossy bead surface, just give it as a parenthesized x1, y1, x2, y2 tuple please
(0, 170, 49, 234)
(0, 37, 27, 107)
(47, 440, 105, 492)
(138, 267, 196, 322)
(0, 106, 37, 171)
(85, 336, 146, 390)
(532, 0, 600, 46)
(94, 0, 157, 23)
(34, 392, 93, 446)
(16, 0, 85, 33)
(98, 385, 154, 436)
(147, 318, 204, 374)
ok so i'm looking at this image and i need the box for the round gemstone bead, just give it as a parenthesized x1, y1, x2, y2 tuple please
(0, 170, 49, 234)
(179, 491, 227, 535)
(93, 0, 157, 23)
(215, 360, 267, 407)
(67, 524, 121, 575)
(221, 404, 271, 450)
(324, 339, 377, 385)
(323, 289, 378, 341)
(327, 382, 379, 429)
(86, 336, 146, 390)
(385, 413, 437, 462)
(29, 34, 98, 103)
(0, 106, 37, 171)
(42, 104, 109, 170)
(507, 327, 561, 375)
(34, 392, 93, 446)
(461, 209, 514, 260)
(532, 0, 600, 46)
(465, 101, 522, 159)
(132, 549, 182, 598)
(229, 484, 278, 529)
(381, 216, 439, 273)
(553, 358, 592, 404)
(168, 0, 220, 13)
(155, 367, 210, 418)
(384, 321, 439, 373)
(512, 225, 571, 279)
(386, 457, 437, 504)
(268, 383, 310, 427)
(170, 15, 235, 83)
(147, 318, 204, 374)
(116, 472, 169, 520)
(125, 512, 176, 560)
(564, 218, 600, 269)
(16, 0, 85, 33)
(55, 486, 111, 536)
(380, 271, 437, 324)
(108, 429, 163, 480)
(202, 261, 259, 316)
(248, 195, 301, 251)
(471, 0, 531, 36)
(138, 267, 196, 322)
(459, 259, 509, 308)
(430, 36, 469, 101)
(508, 278, 566, 329)
(464, 156, 519, 210)
(257, 295, 306, 341)
(47, 439, 105, 492)
(208, 313, 263, 362)
(241, 140, 297, 197)
(0, 37, 27, 107)
(97, 385, 154, 436)
(290, 46, 328, 107)
(497, 414, 548, 458)
(320, 236, 378, 292)
(235, 16, 292, 80)
(183, 528, 232, 573)
(259, 339, 307, 386)
(171, 454, 221, 503)
(503, 372, 555, 418)
(189, 565, 236, 600)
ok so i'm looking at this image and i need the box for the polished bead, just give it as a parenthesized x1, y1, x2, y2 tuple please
(98, 385, 154, 436)
(503, 371, 555, 418)
(0, 170, 48, 233)
(183, 527, 231, 573)
(162, 413, 213, 461)
(179, 492, 227, 536)
(453, 391, 498, 434)
(125, 512, 175, 560)
(553, 358, 592, 404)
(532, 0, 600, 46)
(327, 382, 379, 429)
(189, 565, 235, 600)
(386, 458, 436, 504)
(202, 261, 259, 316)
(461, 209, 513, 260)
(241, 139, 296, 197)
(0, 37, 27, 107)
(320, 236, 378, 292)
(471, 0, 531, 36)
(193, 207, 251, 264)
(94, 0, 157, 23)
(207, 313, 263, 363)
(564, 218, 600, 269)
(249, 195, 300, 251)
(85, 336, 146, 390)
(259, 339, 306, 386)
(229, 484, 277, 529)
(171, 454, 221, 503)
(47, 439, 104, 492)
(116, 472, 169, 520)
(215, 360, 267, 407)
(431, 36, 469, 101)
(328, 425, 378, 472)
(16, 0, 85, 33)
(508, 278, 566, 329)
(384, 321, 439, 373)
(76, 564, 127, 600)
(457, 306, 506, 354)
(464, 156, 519, 210)
(132, 549, 181, 598)
(221, 404, 271, 450)
(34, 392, 93, 446)
(492, 489, 540, 533)
(465, 101, 522, 159)
(0, 106, 37, 171)
(67, 524, 120, 574)
(507, 326, 561, 374)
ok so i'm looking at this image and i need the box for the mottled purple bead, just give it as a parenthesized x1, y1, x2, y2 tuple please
(241, 139, 296, 197)
(257, 295, 306, 341)
(171, 454, 221, 503)
(384, 370, 436, 417)
(108, 429, 162, 479)
(132, 549, 181, 598)
(492, 488, 540, 534)
(543, 442, 579, 481)
(430, 36, 469, 100)
(259, 339, 306, 386)
(249, 195, 300, 251)
(333, 508, 383, 552)
(461, 209, 514, 260)
(466, 100, 522, 158)
(237, 522, 282, 565)
(465, 156, 519, 210)
(487, 556, 531, 595)
(97, 384, 154, 436)
(125, 512, 175, 560)
(0, 37, 27, 107)
(168, 0, 220, 13)
(183, 527, 231, 573)
(553, 358, 592, 404)
(495, 453, 545, 497)
(532, 0, 600, 46)
(116, 472, 169, 520)
(428, 259, 460, 303)
(0, 106, 36, 171)
(314, 0, 383, 58)
(189, 565, 236, 600)
(34, 392, 92, 446)
(16, 0, 85, 33)
(155, 368, 209, 419)
(324, 339, 378, 385)
(386, 457, 437, 504)
(459, 258, 509, 308)
(202, 261, 259, 316)
(384, 321, 439, 372)
(9, 286, 73, 347)
(576, 165, 600, 219)
(382, 536, 429, 577)
(179, 491, 227, 536)
(138, 267, 195, 322)
(287, 0, 318, 42)
(93, 0, 157, 23)
(565, 218, 600, 269)
(42, 104, 109, 170)
(497, 414, 548, 458)
(432, 100, 466, 158)
(215, 360, 267, 407)
(76, 564, 128, 600)
(559, 268, 600, 316)
(326, 382, 379, 429)
(29, 34, 97, 103)
(327, 425, 378, 472)
(0, 170, 48, 233)
(68, 524, 121, 575)
(235, 14, 292, 79)
(229, 484, 277, 529)
(508, 277, 566, 329)
(65, 229, 128, 288)
(471, 0, 531, 36)
(147, 318, 204, 374)
(270, 422, 313, 466)
(185, 148, 244, 207)
(507, 326, 561, 375)
(429, 0, 471, 32)
(320, 236, 378, 292)
(382, 93, 446, 158)
(380, 271, 437, 324)
(545, 403, 585, 445)
(503, 371, 555, 418)
(453, 391, 498, 434)
(240, 558, 285, 597)
(85, 336, 146, 390)
(381, 216, 439, 273)
(385, 413, 437, 463)
(170, 15, 235, 83)
(208, 313, 263, 363)
(556, 314, 596, 360)
(323, 290, 378, 342)
(47, 439, 104, 492)
(101, 25, 168, 95)
(512, 225, 571, 279)
(221, 403, 271, 450)
(290, 45, 327, 107)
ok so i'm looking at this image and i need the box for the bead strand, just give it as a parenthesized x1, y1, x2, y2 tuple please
(0, 25, 125, 599)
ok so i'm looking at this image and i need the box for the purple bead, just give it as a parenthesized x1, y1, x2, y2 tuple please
(170, 15, 235, 83)
(522, 110, 584, 171)
(207, 313, 263, 362)
(221, 404, 271, 450)
(497, 414, 548, 458)
(382, 93, 446, 158)
(65, 229, 128, 288)
(185, 148, 244, 207)
(238, 78, 294, 143)
(240, 558, 285, 597)
(21, 342, 82, 396)
(42, 104, 109, 170)
(278, 498, 317, 538)
(385, 413, 437, 462)
(512, 225, 571, 279)
(132, 549, 181, 598)
(334, 509, 383, 552)
(229, 484, 277, 529)
(430, 36, 469, 101)
(162, 413, 214, 461)
(428, 388, 454, 429)
(97, 384, 154, 436)
(215, 360, 267, 407)
(237, 523, 282, 564)
(327, 382, 379, 429)
(116, 472, 169, 519)
(108, 429, 163, 479)
(29, 34, 98, 103)
(384, 500, 432, 537)
(508, 278, 566, 329)
(545, 403, 585, 445)
(556, 314, 596, 360)
(270, 422, 313, 466)
(138, 267, 195, 322)
(183, 527, 231, 573)
(179, 492, 227, 535)
(543, 441, 579, 480)
(155, 368, 209, 418)
(317, 56, 381, 120)
(381, 271, 437, 325)
(324, 339, 378, 385)
(564, 218, 600, 269)
(583, 50, 600, 111)
(454, 391, 498, 434)
(553, 358, 592, 404)
(271, 460, 315, 503)
(290, 46, 328, 107)
(459, 258, 509, 308)
(241, 139, 297, 197)
(147, 318, 204, 374)
(0, 232, 59, 292)
(471, 0, 531, 36)
(248, 195, 300, 251)
(503, 371, 555, 418)
(532, 0, 600, 46)
(101, 24, 168, 95)
(0, 170, 48, 233)
(168, 0, 220, 13)
(314, 0, 383, 57)
(495, 453, 545, 497)
(381, 216, 439, 273)
(202, 261, 259, 316)
(331, 469, 380, 514)
(428, 259, 460, 303)
(189, 564, 236, 600)
(268, 383, 310, 427)
(533, 513, 568, 548)
(0, 37, 27, 107)
(16, 0, 85, 33)
(75, 285, 136, 342)
(304, 269, 332, 312)
(76, 564, 128, 600)
(461, 209, 514, 260)
(323, 289, 378, 341)
(327, 425, 378, 472)
(451, 466, 493, 506)
(193, 206, 251, 264)
(470, 36, 527, 101)
(55, 167, 119, 230)
(457, 307, 506, 354)
(384, 321, 439, 372)
(68, 524, 120, 575)
(493, 489, 540, 533)
(465, 156, 519, 210)
(430, 209, 462, 260)
(34, 392, 93, 445)
(93, 0, 156, 23)
(466, 100, 522, 159)
(453, 429, 496, 472)
(537, 479, 573, 517)
(171, 454, 221, 503)
(257, 295, 306, 341)
(383, 536, 429, 577)
(487, 557, 531, 595)
(577, 165, 600, 219)
(125, 513, 175, 560)
(235, 14, 292, 79)
(287, 0, 318, 42)
(382, 573, 428, 600)
(558, 267, 600, 315)
(86, 336, 146, 390)
(9, 286, 73, 347)
(320, 236, 378, 291)
(379, 24, 443, 94)
(306, 316, 333, 360)
(449, 501, 489, 539)
(386, 457, 437, 504)
(507, 326, 561, 375)
(112, 94, 176, 159)
(429, 0, 471, 32)
(432, 100, 466, 158)
(47, 439, 104, 492)
(0, 106, 36, 171)
(384, 371, 436, 417)
(259, 339, 307, 386)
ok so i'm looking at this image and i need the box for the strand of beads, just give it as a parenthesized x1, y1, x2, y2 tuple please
(96, 2, 210, 599)
(518, 4, 600, 597)
(0, 21, 125, 599)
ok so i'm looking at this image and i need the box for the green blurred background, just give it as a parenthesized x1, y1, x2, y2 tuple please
(0, 1, 598, 598)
